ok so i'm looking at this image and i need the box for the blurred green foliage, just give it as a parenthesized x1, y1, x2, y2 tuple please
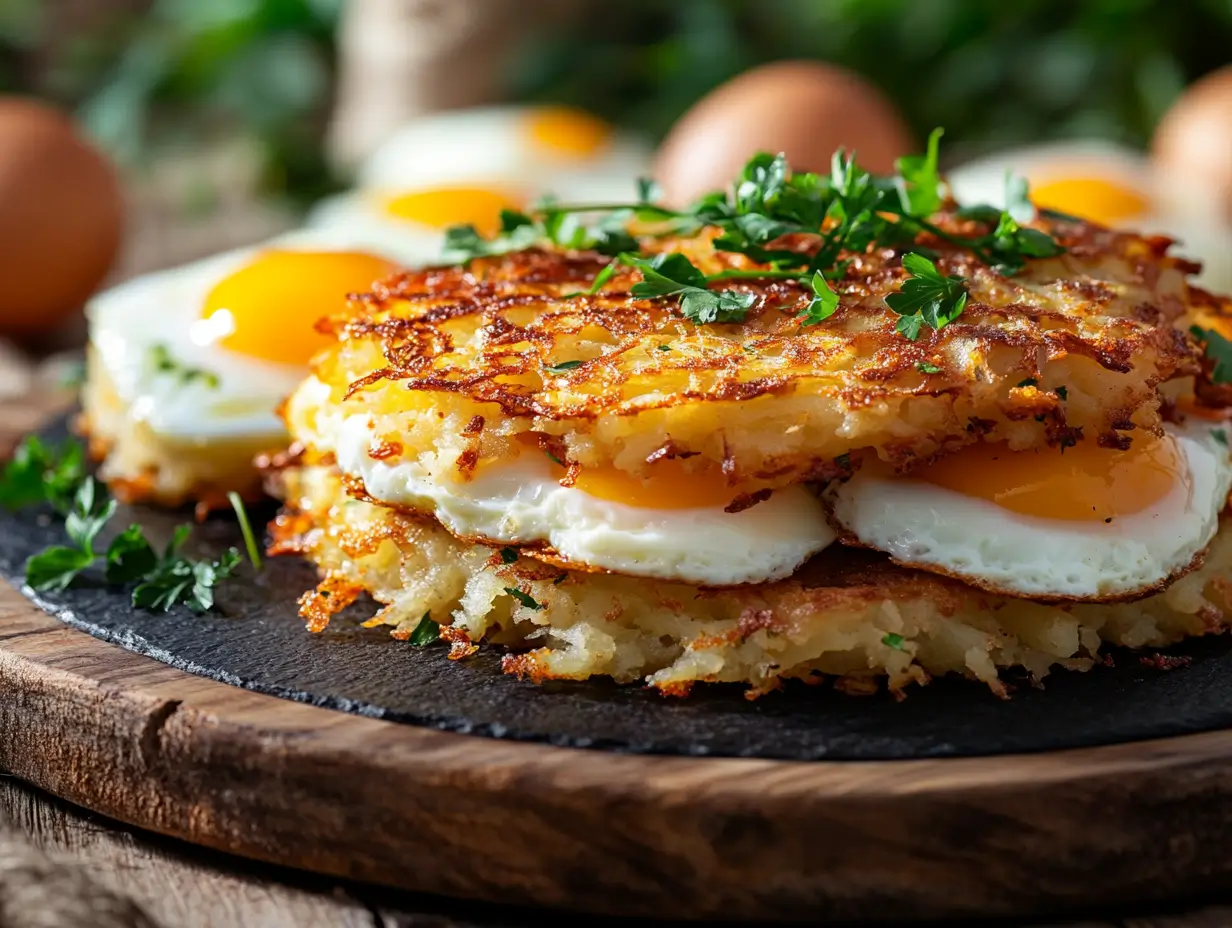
(0, 0, 342, 202)
(0, 0, 1229, 201)
(513, 0, 1232, 157)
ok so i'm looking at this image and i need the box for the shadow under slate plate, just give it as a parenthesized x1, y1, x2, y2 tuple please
(3, 425, 1232, 761)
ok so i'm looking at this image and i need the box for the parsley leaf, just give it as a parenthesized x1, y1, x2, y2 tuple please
(917, 361, 943, 374)
(26, 546, 94, 592)
(894, 128, 943, 217)
(987, 212, 1065, 274)
(499, 546, 519, 564)
(1192, 326, 1232, 384)
(105, 524, 158, 585)
(884, 253, 969, 340)
(626, 253, 757, 324)
(149, 344, 220, 389)
(544, 360, 584, 374)
(504, 586, 544, 611)
(882, 632, 907, 651)
(798, 271, 839, 326)
(409, 611, 440, 646)
(228, 491, 263, 571)
(0, 436, 85, 512)
(562, 257, 620, 298)
(132, 543, 240, 614)
(1004, 172, 1036, 224)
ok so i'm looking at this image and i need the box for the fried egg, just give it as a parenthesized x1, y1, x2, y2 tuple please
(308, 105, 654, 258)
(300, 384, 834, 586)
(826, 421, 1232, 601)
(946, 141, 1232, 293)
(88, 230, 412, 444)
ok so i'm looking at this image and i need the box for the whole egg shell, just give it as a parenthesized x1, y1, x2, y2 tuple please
(653, 60, 913, 206)
(0, 98, 123, 336)
(1153, 65, 1232, 221)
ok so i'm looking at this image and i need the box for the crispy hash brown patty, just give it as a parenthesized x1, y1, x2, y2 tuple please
(305, 221, 1229, 489)
(273, 465, 1232, 697)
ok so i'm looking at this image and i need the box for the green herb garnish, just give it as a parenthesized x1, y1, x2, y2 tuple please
(882, 632, 907, 651)
(500, 547, 519, 564)
(544, 360, 584, 374)
(149, 344, 220, 389)
(1191, 326, 1232, 384)
(1213, 428, 1229, 447)
(504, 586, 544, 611)
(1054, 386, 1068, 401)
(227, 491, 262, 571)
(916, 361, 943, 374)
(441, 131, 1064, 339)
(409, 611, 440, 646)
(798, 271, 839, 327)
(884, 253, 969, 340)
(6, 436, 241, 610)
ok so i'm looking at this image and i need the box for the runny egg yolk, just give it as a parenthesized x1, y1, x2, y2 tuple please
(1030, 176, 1150, 227)
(203, 250, 398, 367)
(526, 106, 612, 159)
(570, 458, 745, 510)
(382, 187, 522, 237)
(916, 436, 1185, 522)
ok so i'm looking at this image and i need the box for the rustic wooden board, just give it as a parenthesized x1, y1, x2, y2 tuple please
(6, 584, 1232, 923)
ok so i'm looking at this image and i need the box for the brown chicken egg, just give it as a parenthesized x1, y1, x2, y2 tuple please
(0, 98, 123, 337)
(654, 60, 913, 206)
(1153, 66, 1232, 220)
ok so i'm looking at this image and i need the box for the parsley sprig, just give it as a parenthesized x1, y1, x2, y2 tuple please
(3, 435, 249, 611)
(443, 128, 1065, 340)
(1191, 326, 1232, 384)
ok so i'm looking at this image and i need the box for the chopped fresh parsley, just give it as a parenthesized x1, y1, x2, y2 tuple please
(1191, 326, 1232, 384)
(882, 632, 907, 651)
(544, 360, 584, 374)
(657, 344, 672, 352)
(149, 344, 220, 389)
(499, 546, 519, 564)
(228, 491, 263, 571)
(884, 253, 968, 340)
(625, 252, 757, 324)
(440, 132, 1064, 339)
(916, 361, 943, 374)
(544, 450, 564, 467)
(409, 611, 440, 646)
(0, 436, 85, 513)
(504, 586, 544, 611)
(1213, 428, 1229, 447)
(798, 271, 839, 327)
(25, 479, 114, 592)
(5, 436, 243, 610)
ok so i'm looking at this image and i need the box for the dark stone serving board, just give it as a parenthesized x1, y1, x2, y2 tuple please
(4, 419, 1232, 761)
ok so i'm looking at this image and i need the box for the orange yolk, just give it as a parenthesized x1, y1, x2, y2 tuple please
(1030, 176, 1150, 227)
(526, 106, 612, 159)
(916, 436, 1184, 522)
(205, 250, 398, 367)
(570, 459, 743, 510)
(382, 187, 522, 237)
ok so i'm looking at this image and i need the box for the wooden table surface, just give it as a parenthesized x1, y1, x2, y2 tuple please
(1, 771, 1230, 928)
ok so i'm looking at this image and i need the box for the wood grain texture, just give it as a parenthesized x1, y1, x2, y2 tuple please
(5, 584, 1232, 922)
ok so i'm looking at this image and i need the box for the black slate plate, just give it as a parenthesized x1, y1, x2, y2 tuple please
(4, 420, 1232, 761)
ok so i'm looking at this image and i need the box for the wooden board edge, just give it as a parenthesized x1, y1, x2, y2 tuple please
(4, 581, 1232, 922)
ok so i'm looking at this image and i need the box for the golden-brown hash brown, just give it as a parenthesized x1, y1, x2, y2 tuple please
(272, 463, 1232, 696)
(304, 214, 1232, 486)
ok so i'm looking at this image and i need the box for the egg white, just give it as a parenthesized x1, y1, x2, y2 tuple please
(826, 422, 1232, 601)
(326, 407, 834, 586)
(946, 141, 1232, 295)
(355, 105, 654, 203)
(87, 227, 417, 444)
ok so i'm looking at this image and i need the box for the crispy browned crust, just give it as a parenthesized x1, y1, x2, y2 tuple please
(316, 216, 1216, 438)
